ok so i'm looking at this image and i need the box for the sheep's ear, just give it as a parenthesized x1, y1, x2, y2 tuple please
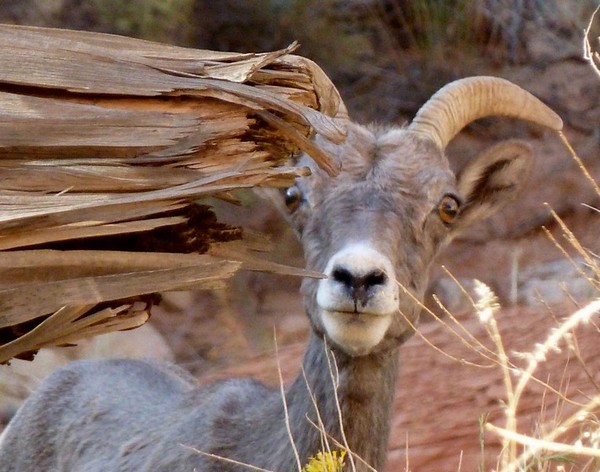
(454, 140, 534, 231)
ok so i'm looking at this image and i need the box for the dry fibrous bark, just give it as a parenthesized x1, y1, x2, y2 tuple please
(0, 24, 345, 363)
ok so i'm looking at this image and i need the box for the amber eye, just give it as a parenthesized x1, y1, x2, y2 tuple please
(437, 194, 461, 224)
(284, 185, 303, 212)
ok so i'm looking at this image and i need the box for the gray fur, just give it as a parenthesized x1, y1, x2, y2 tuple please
(0, 121, 534, 471)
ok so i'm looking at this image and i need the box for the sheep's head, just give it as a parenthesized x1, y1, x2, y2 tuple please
(283, 77, 562, 357)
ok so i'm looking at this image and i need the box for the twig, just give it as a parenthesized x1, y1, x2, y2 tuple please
(274, 329, 303, 471)
(473, 280, 516, 468)
(486, 423, 600, 459)
(438, 265, 502, 361)
(301, 366, 334, 463)
(490, 300, 600, 472)
(559, 131, 600, 198)
(395, 278, 495, 368)
(323, 338, 358, 472)
(404, 433, 411, 472)
(583, 5, 600, 78)
(512, 299, 600, 410)
(182, 446, 274, 472)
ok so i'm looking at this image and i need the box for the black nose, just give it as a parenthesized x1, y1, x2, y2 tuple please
(331, 267, 387, 309)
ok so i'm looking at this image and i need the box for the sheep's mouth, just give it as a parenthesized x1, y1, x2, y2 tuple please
(322, 308, 392, 319)
(331, 311, 368, 325)
(320, 309, 393, 356)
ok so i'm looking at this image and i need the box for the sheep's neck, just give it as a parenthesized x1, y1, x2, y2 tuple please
(282, 332, 399, 471)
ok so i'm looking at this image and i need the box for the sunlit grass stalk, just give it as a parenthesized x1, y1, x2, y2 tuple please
(395, 278, 499, 368)
(478, 414, 488, 472)
(512, 299, 600, 415)
(543, 206, 600, 284)
(404, 434, 410, 472)
(274, 329, 303, 471)
(279, 331, 356, 472)
(472, 280, 517, 469)
(440, 266, 504, 362)
(583, 5, 600, 78)
(301, 366, 338, 470)
(486, 298, 600, 471)
(323, 339, 357, 472)
(559, 131, 600, 198)
(487, 422, 600, 459)
(183, 446, 273, 472)
(511, 393, 600, 470)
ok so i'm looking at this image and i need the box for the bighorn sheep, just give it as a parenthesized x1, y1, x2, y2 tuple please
(0, 77, 562, 471)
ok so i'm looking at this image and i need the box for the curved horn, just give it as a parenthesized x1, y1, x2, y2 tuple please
(407, 76, 563, 149)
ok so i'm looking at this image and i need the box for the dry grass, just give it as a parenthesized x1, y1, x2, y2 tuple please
(183, 333, 353, 472)
(584, 5, 600, 78)
(480, 131, 600, 472)
(400, 127, 600, 471)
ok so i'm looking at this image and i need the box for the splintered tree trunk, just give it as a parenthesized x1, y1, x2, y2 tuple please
(0, 24, 346, 363)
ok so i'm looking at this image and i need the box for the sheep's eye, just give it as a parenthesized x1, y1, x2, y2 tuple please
(437, 194, 461, 224)
(284, 185, 303, 212)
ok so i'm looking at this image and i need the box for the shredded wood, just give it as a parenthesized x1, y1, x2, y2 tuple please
(0, 24, 347, 363)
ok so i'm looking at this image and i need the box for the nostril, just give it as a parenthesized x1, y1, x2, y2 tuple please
(331, 267, 387, 290)
(320, 245, 397, 313)
(331, 267, 354, 286)
(364, 270, 387, 288)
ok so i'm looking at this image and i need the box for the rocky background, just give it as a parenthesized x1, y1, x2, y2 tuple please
(1, 1, 599, 470)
